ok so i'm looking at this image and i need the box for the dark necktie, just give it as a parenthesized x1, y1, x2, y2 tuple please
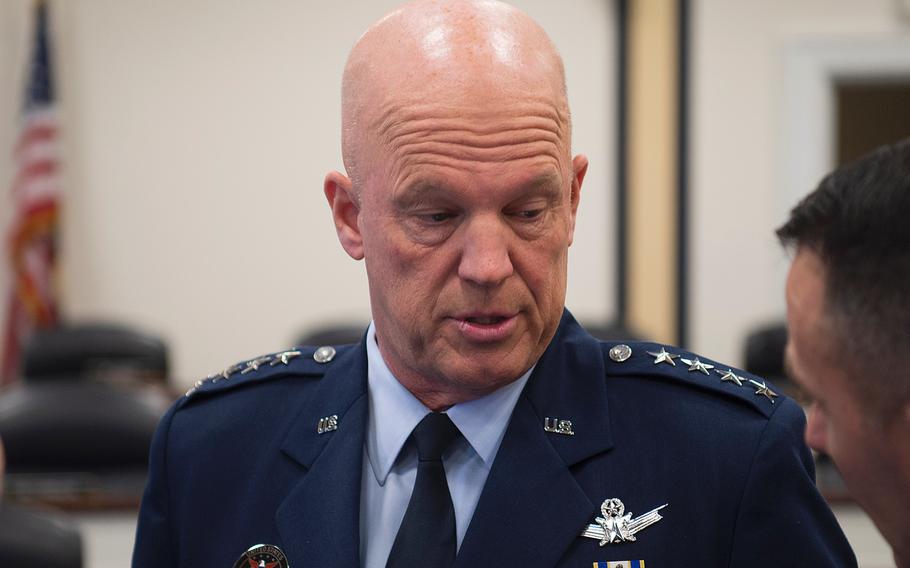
(386, 412, 461, 568)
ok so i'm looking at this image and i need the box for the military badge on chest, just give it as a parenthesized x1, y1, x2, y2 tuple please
(233, 544, 290, 568)
(581, 498, 667, 546)
(582, 499, 666, 568)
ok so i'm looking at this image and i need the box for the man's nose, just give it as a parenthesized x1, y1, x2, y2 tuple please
(803, 403, 828, 454)
(457, 217, 514, 286)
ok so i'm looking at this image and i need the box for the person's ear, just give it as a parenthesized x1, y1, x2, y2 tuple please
(324, 171, 364, 260)
(567, 154, 588, 246)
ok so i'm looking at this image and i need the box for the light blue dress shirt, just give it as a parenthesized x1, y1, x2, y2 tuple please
(359, 322, 532, 568)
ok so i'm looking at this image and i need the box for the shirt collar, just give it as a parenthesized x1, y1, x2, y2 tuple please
(365, 322, 532, 485)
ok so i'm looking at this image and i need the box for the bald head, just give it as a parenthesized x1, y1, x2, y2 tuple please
(324, 0, 587, 410)
(341, 0, 570, 192)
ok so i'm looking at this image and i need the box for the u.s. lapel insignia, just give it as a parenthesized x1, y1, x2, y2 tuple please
(233, 543, 290, 568)
(581, 498, 667, 546)
(543, 416, 575, 436)
(317, 414, 339, 434)
(593, 562, 647, 568)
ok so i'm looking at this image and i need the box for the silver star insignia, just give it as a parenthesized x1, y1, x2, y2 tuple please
(715, 368, 744, 386)
(750, 380, 778, 403)
(208, 363, 242, 382)
(270, 350, 302, 366)
(185, 378, 208, 397)
(680, 357, 714, 375)
(241, 356, 272, 374)
(647, 348, 679, 366)
(596, 498, 634, 545)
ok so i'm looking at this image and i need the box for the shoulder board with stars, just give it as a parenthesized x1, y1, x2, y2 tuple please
(179, 345, 344, 406)
(601, 341, 781, 417)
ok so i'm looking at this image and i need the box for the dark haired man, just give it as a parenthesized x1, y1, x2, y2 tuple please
(779, 138, 910, 567)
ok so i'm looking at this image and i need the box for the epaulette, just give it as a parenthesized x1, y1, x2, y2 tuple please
(601, 341, 782, 417)
(178, 344, 348, 408)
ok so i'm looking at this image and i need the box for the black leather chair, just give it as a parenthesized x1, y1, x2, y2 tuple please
(0, 381, 160, 473)
(22, 322, 168, 382)
(742, 322, 796, 397)
(0, 504, 82, 567)
(743, 322, 788, 379)
(0, 321, 170, 508)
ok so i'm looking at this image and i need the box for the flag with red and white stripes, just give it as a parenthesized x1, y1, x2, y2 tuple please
(1, 1, 61, 385)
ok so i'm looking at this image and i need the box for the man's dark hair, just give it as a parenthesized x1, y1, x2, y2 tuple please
(777, 138, 910, 418)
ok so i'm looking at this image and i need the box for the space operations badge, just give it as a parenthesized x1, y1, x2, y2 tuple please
(233, 543, 290, 568)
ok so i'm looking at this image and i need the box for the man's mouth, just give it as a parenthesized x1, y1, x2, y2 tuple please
(464, 315, 508, 325)
(451, 312, 518, 342)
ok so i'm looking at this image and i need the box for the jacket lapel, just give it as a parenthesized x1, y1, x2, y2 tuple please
(455, 312, 614, 566)
(274, 342, 368, 568)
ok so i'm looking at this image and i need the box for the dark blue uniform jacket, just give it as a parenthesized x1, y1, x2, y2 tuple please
(133, 311, 856, 567)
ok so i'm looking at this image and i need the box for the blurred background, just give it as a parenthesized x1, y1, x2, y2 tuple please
(0, 0, 906, 566)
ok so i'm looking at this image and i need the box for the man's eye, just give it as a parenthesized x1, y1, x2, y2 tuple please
(514, 208, 544, 220)
(420, 212, 455, 223)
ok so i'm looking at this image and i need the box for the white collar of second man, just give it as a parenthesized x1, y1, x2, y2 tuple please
(364, 321, 533, 485)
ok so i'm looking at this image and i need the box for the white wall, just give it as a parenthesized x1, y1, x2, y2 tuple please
(0, 0, 614, 388)
(690, 0, 907, 364)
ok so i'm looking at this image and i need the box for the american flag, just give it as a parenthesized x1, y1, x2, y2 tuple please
(1, 1, 61, 385)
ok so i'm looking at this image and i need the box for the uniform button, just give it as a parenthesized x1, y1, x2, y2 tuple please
(609, 344, 632, 363)
(313, 346, 337, 363)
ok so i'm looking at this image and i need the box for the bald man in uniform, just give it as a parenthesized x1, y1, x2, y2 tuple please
(133, 2, 855, 566)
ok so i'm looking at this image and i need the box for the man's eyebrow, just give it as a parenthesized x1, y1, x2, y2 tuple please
(505, 173, 565, 203)
(393, 172, 563, 208)
(525, 173, 563, 192)
(393, 181, 450, 208)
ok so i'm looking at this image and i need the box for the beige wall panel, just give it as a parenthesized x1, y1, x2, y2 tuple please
(628, 0, 677, 344)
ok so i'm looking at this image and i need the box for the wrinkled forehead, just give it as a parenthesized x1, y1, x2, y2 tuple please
(373, 95, 568, 140)
(359, 51, 570, 180)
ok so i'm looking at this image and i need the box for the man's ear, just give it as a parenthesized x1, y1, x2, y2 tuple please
(324, 171, 364, 260)
(567, 154, 589, 246)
